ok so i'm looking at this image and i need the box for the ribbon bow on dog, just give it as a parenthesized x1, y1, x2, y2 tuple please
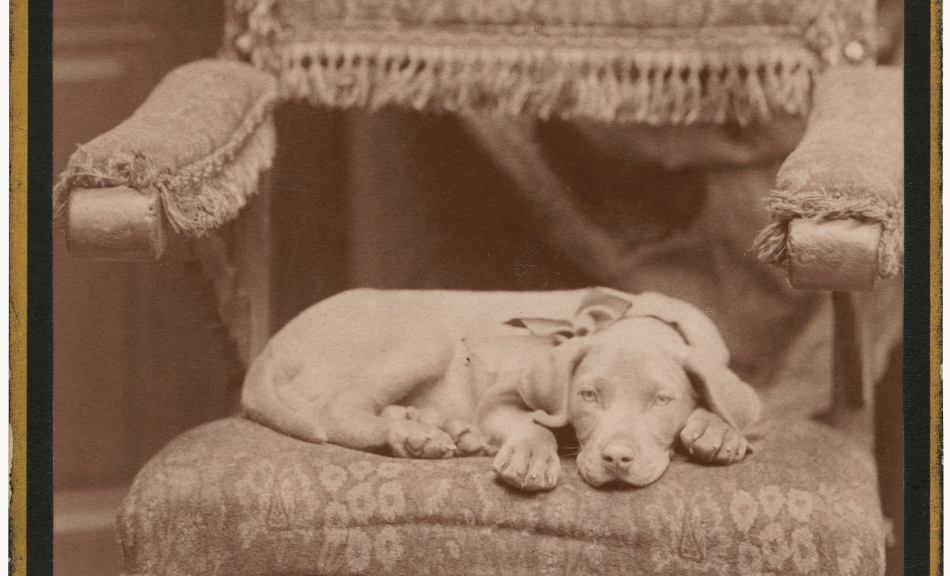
(505, 289, 634, 344)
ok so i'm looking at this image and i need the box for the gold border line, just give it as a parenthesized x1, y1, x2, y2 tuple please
(931, 0, 944, 573)
(9, 0, 28, 574)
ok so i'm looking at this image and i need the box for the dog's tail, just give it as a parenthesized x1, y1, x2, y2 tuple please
(241, 346, 329, 443)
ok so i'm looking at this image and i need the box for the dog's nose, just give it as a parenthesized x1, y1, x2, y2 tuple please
(601, 444, 635, 470)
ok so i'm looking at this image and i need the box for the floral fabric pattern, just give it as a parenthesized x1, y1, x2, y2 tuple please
(118, 417, 884, 576)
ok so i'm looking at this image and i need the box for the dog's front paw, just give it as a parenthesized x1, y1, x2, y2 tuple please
(493, 437, 560, 491)
(681, 408, 748, 464)
(386, 420, 458, 459)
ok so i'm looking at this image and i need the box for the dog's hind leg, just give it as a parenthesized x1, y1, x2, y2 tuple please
(386, 406, 493, 456)
(443, 420, 495, 456)
(317, 402, 456, 458)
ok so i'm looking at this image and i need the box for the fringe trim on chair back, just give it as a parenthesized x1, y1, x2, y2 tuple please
(264, 31, 818, 125)
(226, 0, 875, 125)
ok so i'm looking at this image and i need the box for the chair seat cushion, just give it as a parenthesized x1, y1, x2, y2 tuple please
(118, 416, 884, 576)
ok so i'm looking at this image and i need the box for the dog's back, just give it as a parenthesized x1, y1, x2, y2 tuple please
(241, 288, 739, 452)
(242, 288, 594, 441)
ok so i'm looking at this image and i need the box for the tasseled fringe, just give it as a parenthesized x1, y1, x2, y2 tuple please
(53, 149, 166, 224)
(160, 88, 278, 233)
(160, 117, 277, 233)
(54, 87, 279, 236)
(753, 190, 904, 279)
(262, 38, 818, 125)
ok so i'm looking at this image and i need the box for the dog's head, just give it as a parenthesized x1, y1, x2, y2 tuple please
(512, 290, 761, 488)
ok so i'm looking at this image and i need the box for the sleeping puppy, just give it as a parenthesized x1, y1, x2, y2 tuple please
(242, 288, 761, 490)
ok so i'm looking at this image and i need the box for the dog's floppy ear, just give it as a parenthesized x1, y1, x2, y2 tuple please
(618, 291, 758, 426)
(625, 292, 731, 366)
(518, 338, 590, 428)
(684, 349, 762, 430)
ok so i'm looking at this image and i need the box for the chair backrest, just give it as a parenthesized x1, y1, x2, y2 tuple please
(221, 0, 877, 125)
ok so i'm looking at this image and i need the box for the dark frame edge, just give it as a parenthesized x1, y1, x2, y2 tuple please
(24, 0, 55, 575)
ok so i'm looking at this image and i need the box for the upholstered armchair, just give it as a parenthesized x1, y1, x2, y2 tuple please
(54, 0, 902, 574)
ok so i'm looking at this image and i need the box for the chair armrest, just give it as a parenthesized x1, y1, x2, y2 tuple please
(753, 65, 903, 291)
(54, 59, 279, 260)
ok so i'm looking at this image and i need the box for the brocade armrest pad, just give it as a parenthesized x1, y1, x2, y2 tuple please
(54, 59, 279, 235)
(754, 65, 903, 281)
(118, 417, 885, 576)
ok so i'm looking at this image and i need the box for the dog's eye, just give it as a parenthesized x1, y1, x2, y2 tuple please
(654, 395, 672, 406)
(579, 390, 598, 402)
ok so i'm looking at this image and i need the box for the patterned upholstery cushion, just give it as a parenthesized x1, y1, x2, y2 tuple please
(117, 416, 884, 576)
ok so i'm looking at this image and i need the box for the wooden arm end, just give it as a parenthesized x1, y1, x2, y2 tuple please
(66, 186, 166, 261)
(786, 218, 881, 291)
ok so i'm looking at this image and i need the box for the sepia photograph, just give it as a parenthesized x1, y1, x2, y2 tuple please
(45, 0, 918, 574)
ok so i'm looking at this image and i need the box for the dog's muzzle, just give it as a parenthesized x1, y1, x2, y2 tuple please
(578, 443, 673, 487)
